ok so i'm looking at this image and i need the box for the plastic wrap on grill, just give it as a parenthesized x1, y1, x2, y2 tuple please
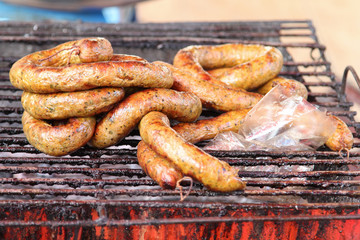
(204, 85, 337, 151)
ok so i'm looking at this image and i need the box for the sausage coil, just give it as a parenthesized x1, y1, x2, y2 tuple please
(155, 61, 262, 112)
(137, 109, 250, 189)
(139, 111, 246, 192)
(21, 87, 125, 120)
(173, 43, 283, 90)
(10, 38, 173, 93)
(90, 88, 202, 149)
(22, 111, 96, 156)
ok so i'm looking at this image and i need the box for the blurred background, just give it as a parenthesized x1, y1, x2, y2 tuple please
(0, 0, 359, 115)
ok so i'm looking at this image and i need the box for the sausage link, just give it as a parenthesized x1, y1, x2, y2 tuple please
(174, 43, 283, 90)
(90, 88, 202, 149)
(10, 38, 173, 93)
(139, 111, 246, 192)
(21, 87, 125, 120)
(137, 141, 183, 189)
(137, 109, 250, 189)
(173, 108, 251, 143)
(325, 115, 354, 151)
(155, 61, 262, 112)
(256, 77, 308, 99)
(11, 59, 173, 94)
(22, 111, 96, 156)
(10, 38, 112, 91)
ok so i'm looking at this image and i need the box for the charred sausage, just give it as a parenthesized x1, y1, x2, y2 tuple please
(138, 111, 246, 192)
(22, 111, 96, 156)
(137, 109, 251, 189)
(21, 87, 125, 120)
(173, 43, 283, 90)
(90, 88, 202, 149)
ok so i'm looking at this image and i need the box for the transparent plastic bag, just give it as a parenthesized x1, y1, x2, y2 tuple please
(205, 85, 337, 151)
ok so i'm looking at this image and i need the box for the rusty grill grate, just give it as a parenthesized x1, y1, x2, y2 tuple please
(0, 20, 360, 238)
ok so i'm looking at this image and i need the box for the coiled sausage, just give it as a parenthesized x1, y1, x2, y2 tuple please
(90, 88, 202, 149)
(139, 111, 246, 192)
(137, 109, 251, 189)
(10, 38, 173, 93)
(173, 43, 283, 90)
(155, 61, 262, 112)
(21, 87, 125, 120)
(22, 111, 96, 156)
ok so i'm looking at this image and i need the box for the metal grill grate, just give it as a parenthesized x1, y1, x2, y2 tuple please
(0, 20, 360, 238)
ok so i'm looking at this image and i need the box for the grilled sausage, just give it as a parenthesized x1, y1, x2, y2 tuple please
(21, 87, 125, 120)
(173, 43, 283, 90)
(173, 108, 251, 143)
(110, 54, 147, 62)
(137, 109, 251, 189)
(10, 37, 112, 91)
(155, 61, 262, 112)
(137, 141, 183, 189)
(325, 115, 354, 151)
(90, 88, 202, 149)
(22, 111, 96, 156)
(139, 109, 353, 189)
(256, 77, 308, 99)
(10, 38, 173, 93)
(139, 111, 246, 192)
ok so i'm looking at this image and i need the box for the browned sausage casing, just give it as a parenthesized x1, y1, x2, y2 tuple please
(155, 61, 262, 112)
(325, 115, 353, 151)
(110, 54, 147, 62)
(173, 43, 283, 90)
(137, 141, 183, 189)
(137, 109, 251, 189)
(22, 111, 96, 156)
(10, 38, 112, 92)
(90, 88, 202, 149)
(255, 77, 308, 99)
(21, 87, 125, 120)
(10, 38, 173, 93)
(139, 111, 246, 192)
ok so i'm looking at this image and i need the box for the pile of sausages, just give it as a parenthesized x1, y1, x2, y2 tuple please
(9, 37, 354, 192)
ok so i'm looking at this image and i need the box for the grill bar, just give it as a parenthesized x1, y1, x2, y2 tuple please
(0, 30, 316, 39)
(0, 167, 358, 180)
(1, 166, 360, 179)
(1, 177, 360, 188)
(0, 166, 145, 177)
(0, 35, 326, 49)
(1, 213, 360, 227)
(1, 156, 359, 166)
(1, 199, 360, 210)
(0, 188, 359, 198)
(1, 145, 360, 159)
